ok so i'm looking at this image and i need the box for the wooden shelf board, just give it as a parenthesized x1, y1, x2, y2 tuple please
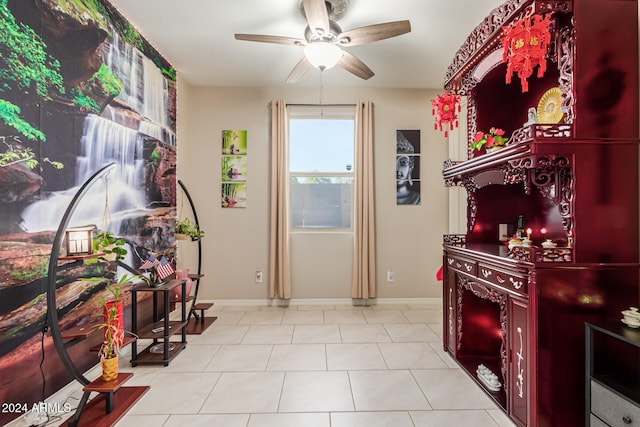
(59, 253, 106, 262)
(83, 372, 133, 393)
(192, 302, 214, 310)
(136, 320, 188, 339)
(61, 322, 101, 340)
(186, 316, 217, 335)
(131, 342, 186, 366)
(61, 385, 149, 427)
(188, 273, 204, 280)
(134, 279, 185, 292)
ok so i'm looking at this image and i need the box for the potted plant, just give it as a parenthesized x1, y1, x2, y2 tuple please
(471, 127, 509, 153)
(174, 218, 204, 241)
(94, 274, 143, 381)
(85, 230, 128, 264)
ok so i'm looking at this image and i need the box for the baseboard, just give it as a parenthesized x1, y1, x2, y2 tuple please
(197, 297, 442, 307)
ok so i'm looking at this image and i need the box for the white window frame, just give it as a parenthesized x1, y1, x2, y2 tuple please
(288, 106, 356, 233)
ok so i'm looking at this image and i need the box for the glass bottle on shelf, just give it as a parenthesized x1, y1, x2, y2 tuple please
(516, 215, 525, 239)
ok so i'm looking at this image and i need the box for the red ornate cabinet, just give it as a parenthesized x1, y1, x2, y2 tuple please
(440, 0, 640, 426)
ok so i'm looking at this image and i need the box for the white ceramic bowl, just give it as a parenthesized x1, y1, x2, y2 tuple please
(621, 307, 640, 326)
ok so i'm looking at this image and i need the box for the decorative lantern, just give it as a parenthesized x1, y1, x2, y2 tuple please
(501, 13, 552, 92)
(431, 92, 461, 137)
(65, 225, 95, 256)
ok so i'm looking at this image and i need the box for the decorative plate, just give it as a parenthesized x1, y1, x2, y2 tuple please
(149, 342, 176, 354)
(536, 87, 564, 124)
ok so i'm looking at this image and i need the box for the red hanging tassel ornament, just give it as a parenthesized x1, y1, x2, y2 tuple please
(431, 92, 461, 138)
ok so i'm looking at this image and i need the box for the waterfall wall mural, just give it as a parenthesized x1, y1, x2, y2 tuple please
(0, 0, 177, 423)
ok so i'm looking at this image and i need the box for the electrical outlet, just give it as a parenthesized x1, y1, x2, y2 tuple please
(387, 270, 394, 282)
(255, 269, 263, 283)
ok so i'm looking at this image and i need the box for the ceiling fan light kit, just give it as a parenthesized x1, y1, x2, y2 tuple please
(304, 42, 343, 70)
(234, 0, 411, 82)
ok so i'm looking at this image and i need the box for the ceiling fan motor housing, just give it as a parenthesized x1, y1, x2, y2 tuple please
(299, 0, 349, 21)
(304, 20, 344, 43)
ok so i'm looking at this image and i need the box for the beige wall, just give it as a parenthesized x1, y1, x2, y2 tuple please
(176, 78, 449, 302)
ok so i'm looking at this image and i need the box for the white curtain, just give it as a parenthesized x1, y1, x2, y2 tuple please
(269, 100, 292, 299)
(352, 100, 376, 299)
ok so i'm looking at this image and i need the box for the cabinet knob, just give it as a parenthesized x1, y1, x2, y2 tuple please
(623, 416, 632, 424)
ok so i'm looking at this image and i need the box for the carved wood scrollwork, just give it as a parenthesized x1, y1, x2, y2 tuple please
(463, 155, 574, 234)
(557, 23, 575, 123)
(462, 175, 480, 232)
(445, 0, 530, 89)
(532, 156, 573, 232)
(456, 275, 509, 390)
(535, 1, 573, 14)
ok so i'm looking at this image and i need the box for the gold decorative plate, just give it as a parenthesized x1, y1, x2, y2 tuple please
(536, 87, 564, 124)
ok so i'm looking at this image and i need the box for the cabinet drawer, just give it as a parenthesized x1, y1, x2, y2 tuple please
(477, 263, 527, 295)
(591, 380, 640, 427)
(590, 413, 610, 427)
(446, 255, 476, 276)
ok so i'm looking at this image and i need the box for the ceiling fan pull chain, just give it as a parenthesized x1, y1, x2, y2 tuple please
(319, 70, 324, 113)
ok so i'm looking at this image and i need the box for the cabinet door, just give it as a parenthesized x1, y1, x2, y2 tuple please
(509, 296, 528, 427)
(444, 266, 457, 355)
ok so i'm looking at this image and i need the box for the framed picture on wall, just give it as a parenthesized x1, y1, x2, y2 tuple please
(222, 183, 247, 208)
(396, 130, 421, 205)
(221, 155, 247, 181)
(222, 130, 247, 208)
(222, 130, 247, 155)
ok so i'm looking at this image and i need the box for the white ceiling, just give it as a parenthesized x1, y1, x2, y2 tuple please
(107, 0, 505, 89)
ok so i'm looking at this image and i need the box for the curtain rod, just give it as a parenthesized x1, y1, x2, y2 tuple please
(286, 103, 356, 107)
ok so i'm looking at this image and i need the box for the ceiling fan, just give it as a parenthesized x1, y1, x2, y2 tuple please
(234, 0, 411, 83)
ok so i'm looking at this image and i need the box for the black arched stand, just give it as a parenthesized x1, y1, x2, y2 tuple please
(46, 163, 148, 427)
(177, 179, 216, 334)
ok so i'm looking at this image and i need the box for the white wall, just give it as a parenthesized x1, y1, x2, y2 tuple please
(176, 78, 449, 301)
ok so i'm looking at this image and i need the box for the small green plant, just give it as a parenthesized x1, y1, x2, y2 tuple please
(175, 218, 204, 241)
(85, 231, 128, 265)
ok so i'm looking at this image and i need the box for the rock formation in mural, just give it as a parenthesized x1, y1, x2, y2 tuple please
(0, 0, 177, 422)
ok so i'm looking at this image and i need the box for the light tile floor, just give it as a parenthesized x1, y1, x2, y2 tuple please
(110, 302, 517, 427)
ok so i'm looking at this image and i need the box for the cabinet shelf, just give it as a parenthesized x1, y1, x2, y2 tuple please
(458, 355, 507, 410)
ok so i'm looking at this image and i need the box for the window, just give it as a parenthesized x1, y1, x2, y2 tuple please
(289, 107, 355, 229)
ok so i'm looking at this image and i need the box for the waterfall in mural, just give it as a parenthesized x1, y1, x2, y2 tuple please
(20, 30, 173, 232)
(21, 114, 148, 232)
(103, 28, 175, 146)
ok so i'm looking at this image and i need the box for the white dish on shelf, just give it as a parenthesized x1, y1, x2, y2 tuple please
(541, 239, 557, 249)
(621, 307, 640, 327)
(621, 318, 640, 328)
(149, 342, 177, 354)
(476, 366, 502, 391)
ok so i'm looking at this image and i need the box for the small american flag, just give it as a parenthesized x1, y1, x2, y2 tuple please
(156, 256, 175, 280)
(138, 253, 159, 270)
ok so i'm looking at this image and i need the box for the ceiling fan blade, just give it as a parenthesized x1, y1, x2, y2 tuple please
(302, 0, 330, 34)
(338, 20, 411, 47)
(235, 34, 304, 46)
(286, 57, 313, 83)
(337, 50, 374, 80)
